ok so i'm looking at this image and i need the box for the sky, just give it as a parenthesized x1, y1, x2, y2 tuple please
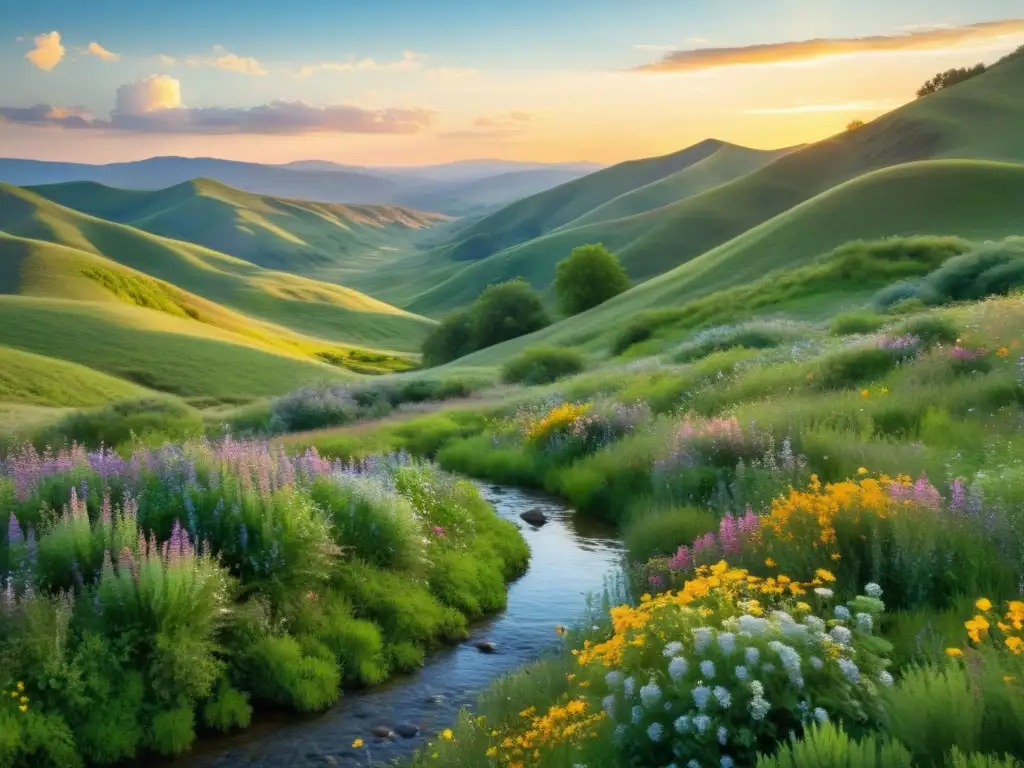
(1, 0, 1023, 166)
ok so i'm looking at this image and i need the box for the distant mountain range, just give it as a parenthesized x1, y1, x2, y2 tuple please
(0, 156, 604, 216)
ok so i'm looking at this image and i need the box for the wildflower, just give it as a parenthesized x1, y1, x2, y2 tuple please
(486, 747, 498, 758)
(440, 729, 454, 741)
(765, 557, 777, 567)
(738, 615, 767, 636)
(834, 606, 851, 621)
(861, 389, 869, 398)
(750, 696, 771, 721)
(734, 665, 749, 681)
(693, 714, 712, 734)
(717, 632, 736, 656)
(15, 683, 23, 692)
(965, 615, 990, 643)
(640, 680, 663, 709)
(19, 704, 27, 712)
(946, 647, 964, 658)
(721, 757, 735, 768)
(647, 721, 664, 742)
(717, 725, 729, 745)
(976, 598, 993, 612)
(668, 656, 689, 682)
(809, 656, 824, 670)
(831, 552, 842, 561)
(879, 671, 894, 687)
(352, 739, 364, 748)
(816, 569, 836, 583)
(830, 626, 853, 646)
(864, 583, 883, 599)
(837, 658, 860, 684)
(814, 587, 834, 598)
(804, 615, 826, 633)
(856, 613, 873, 633)
(1006, 636, 1023, 654)
(857, 467, 868, 475)
(693, 627, 715, 654)
(602, 695, 616, 716)
(700, 660, 716, 679)
(713, 686, 732, 708)
(623, 677, 635, 698)
(663, 641, 684, 658)
(813, 707, 829, 724)
(692, 686, 712, 710)
(632, 705, 644, 724)
(744, 647, 761, 667)
(605, 670, 622, 688)
(674, 715, 691, 733)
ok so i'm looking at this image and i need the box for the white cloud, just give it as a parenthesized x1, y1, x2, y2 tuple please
(115, 75, 183, 115)
(155, 54, 177, 66)
(25, 31, 65, 71)
(186, 45, 267, 75)
(85, 41, 120, 62)
(1, 75, 435, 135)
(296, 50, 425, 77)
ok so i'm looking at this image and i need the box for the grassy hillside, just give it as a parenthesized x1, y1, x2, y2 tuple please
(445, 158, 1024, 367)
(0, 344, 150, 407)
(29, 178, 450, 278)
(0, 183, 436, 353)
(412, 52, 1024, 315)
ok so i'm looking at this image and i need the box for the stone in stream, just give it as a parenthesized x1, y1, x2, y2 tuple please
(371, 725, 394, 739)
(519, 507, 547, 526)
(426, 694, 445, 705)
(490, 485, 505, 494)
(394, 723, 420, 739)
(474, 640, 498, 654)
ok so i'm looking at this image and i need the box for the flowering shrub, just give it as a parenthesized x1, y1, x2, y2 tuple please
(573, 562, 891, 766)
(515, 400, 651, 463)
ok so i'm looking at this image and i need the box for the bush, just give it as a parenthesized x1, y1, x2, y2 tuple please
(894, 314, 959, 348)
(814, 346, 913, 390)
(471, 279, 551, 349)
(39, 397, 203, 450)
(623, 505, 718, 563)
(553, 243, 630, 316)
(757, 723, 913, 767)
(674, 323, 798, 362)
(501, 347, 586, 385)
(421, 311, 475, 367)
(829, 311, 886, 336)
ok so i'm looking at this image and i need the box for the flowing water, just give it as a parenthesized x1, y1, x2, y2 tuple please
(172, 484, 624, 768)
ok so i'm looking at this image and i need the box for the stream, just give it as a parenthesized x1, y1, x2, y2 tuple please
(171, 484, 625, 768)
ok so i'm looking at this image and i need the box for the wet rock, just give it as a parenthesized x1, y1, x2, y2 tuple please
(490, 485, 505, 494)
(371, 725, 394, 739)
(475, 640, 497, 654)
(322, 757, 338, 766)
(395, 723, 420, 739)
(519, 507, 547, 526)
(426, 694, 445, 705)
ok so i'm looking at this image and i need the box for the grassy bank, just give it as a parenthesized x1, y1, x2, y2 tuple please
(0, 439, 528, 766)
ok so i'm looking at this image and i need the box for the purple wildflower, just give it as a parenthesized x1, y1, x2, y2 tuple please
(6, 513, 23, 547)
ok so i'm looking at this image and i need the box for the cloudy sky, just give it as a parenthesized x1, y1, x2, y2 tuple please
(2, 0, 1023, 166)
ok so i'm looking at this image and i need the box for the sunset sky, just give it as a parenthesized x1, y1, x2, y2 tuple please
(2, 0, 1023, 166)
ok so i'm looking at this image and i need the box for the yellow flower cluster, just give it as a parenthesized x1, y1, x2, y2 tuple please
(757, 473, 904, 546)
(4, 681, 28, 712)
(573, 561, 829, 668)
(483, 697, 604, 765)
(524, 403, 590, 444)
(949, 597, 1024, 655)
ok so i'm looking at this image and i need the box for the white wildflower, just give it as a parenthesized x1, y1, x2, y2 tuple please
(717, 632, 736, 656)
(803, 615, 826, 633)
(700, 660, 716, 679)
(864, 583, 883, 599)
(813, 707, 829, 724)
(734, 665, 749, 681)
(738, 615, 767, 636)
(605, 670, 623, 688)
(674, 715, 691, 733)
(814, 587, 834, 598)
(856, 612, 873, 633)
(721, 757, 734, 768)
(834, 606, 851, 621)
(750, 696, 770, 720)
(809, 656, 824, 670)
(692, 686, 711, 709)
(713, 685, 732, 708)
(762, 663, 775, 674)
(744, 646, 761, 666)
(717, 725, 728, 745)
(668, 656, 689, 682)
(663, 640, 684, 658)
(837, 658, 860, 684)
(693, 714, 712, 734)
(602, 695, 615, 717)
(623, 676, 635, 698)
(878, 671, 894, 687)
(830, 626, 852, 646)
(640, 680, 663, 709)
(631, 705, 644, 724)
(648, 721, 664, 742)
(749, 680, 765, 698)
(693, 627, 715, 654)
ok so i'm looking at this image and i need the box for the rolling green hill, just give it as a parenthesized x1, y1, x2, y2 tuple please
(28, 178, 451, 280)
(410, 52, 1024, 316)
(445, 158, 1024, 367)
(0, 183, 436, 352)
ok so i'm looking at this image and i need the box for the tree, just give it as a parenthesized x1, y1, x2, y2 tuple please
(470, 279, 550, 349)
(916, 63, 986, 98)
(553, 244, 631, 316)
(421, 310, 475, 366)
(845, 119, 865, 131)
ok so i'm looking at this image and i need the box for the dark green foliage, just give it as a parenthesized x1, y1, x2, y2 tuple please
(673, 323, 796, 362)
(623, 505, 717, 562)
(239, 634, 341, 712)
(38, 396, 203, 450)
(202, 682, 253, 733)
(422, 311, 476, 367)
(149, 707, 196, 756)
(917, 63, 987, 98)
(814, 346, 914, 390)
(470, 279, 550, 349)
(757, 723, 913, 767)
(501, 347, 586, 385)
(829, 311, 887, 336)
(553, 243, 630, 316)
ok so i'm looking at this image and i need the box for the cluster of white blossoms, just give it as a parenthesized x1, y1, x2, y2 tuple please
(595, 582, 893, 766)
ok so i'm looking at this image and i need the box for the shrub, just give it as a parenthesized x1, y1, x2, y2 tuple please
(553, 243, 630, 316)
(674, 323, 797, 362)
(38, 397, 203, 450)
(202, 682, 253, 733)
(240, 634, 341, 712)
(814, 346, 913, 390)
(917, 63, 987, 98)
(916, 240, 1024, 305)
(471, 278, 551, 349)
(829, 312, 886, 336)
(501, 347, 586, 385)
(623, 505, 718, 563)
(757, 722, 913, 767)
(421, 311, 475, 366)
(894, 314, 959, 348)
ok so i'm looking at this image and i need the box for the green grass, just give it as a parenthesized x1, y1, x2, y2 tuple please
(405, 53, 1024, 318)
(0, 345, 150, 407)
(445, 159, 1024, 369)
(0, 183, 436, 354)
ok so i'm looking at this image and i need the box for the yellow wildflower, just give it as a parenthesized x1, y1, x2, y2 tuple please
(946, 647, 964, 657)
(764, 557, 777, 568)
(18, 705, 26, 712)
(440, 729, 454, 741)
(965, 615, 990, 644)
(815, 569, 836, 583)
(15, 682, 23, 692)
(857, 467, 868, 475)
(351, 739, 364, 749)
(976, 598, 993, 612)
(861, 389, 870, 398)
(485, 747, 498, 758)
(1006, 636, 1023, 654)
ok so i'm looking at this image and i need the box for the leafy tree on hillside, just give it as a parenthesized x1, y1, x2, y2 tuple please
(553, 244, 631, 316)
(845, 119, 865, 131)
(916, 63, 986, 98)
(421, 311, 475, 367)
(471, 279, 551, 348)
